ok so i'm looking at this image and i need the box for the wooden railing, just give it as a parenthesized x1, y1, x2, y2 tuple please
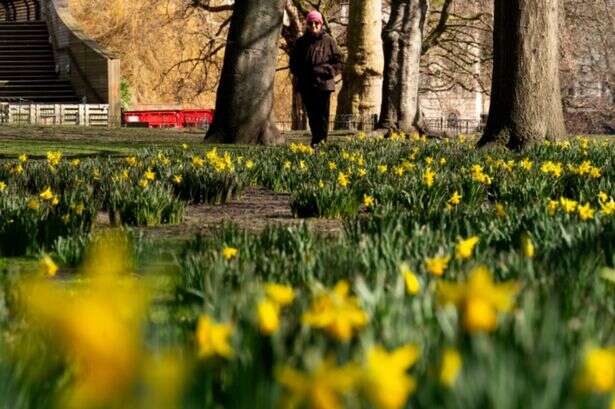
(0, 0, 40, 21)
(39, 0, 121, 126)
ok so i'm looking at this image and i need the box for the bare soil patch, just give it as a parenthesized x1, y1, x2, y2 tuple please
(97, 187, 342, 240)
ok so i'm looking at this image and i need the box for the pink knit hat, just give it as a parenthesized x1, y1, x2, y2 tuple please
(306, 11, 323, 24)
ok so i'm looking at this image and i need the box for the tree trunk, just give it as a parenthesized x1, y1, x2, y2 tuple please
(283, 0, 307, 130)
(204, 0, 286, 145)
(378, 0, 428, 133)
(479, 0, 567, 149)
(335, 0, 384, 129)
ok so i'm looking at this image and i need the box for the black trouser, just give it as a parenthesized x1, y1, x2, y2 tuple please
(301, 88, 332, 147)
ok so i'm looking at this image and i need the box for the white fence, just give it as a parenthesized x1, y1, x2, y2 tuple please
(0, 103, 110, 127)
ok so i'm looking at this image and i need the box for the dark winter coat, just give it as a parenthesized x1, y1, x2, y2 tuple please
(289, 31, 343, 93)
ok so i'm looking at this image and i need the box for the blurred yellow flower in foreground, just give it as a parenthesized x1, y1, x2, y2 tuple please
(19, 234, 149, 407)
(521, 234, 535, 258)
(362, 344, 420, 409)
(425, 255, 451, 277)
(302, 280, 368, 342)
(437, 266, 519, 333)
(400, 263, 421, 295)
(258, 283, 295, 335)
(455, 236, 480, 260)
(277, 358, 360, 409)
(577, 347, 615, 393)
(39, 255, 58, 277)
(196, 314, 234, 359)
(265, 283, 295, 306)
(222, 246, 239, 260)
(440, 348, 462, 387)
(258, 299, 281, 335)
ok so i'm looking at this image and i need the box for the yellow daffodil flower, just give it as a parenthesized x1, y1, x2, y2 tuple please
(578, 203, 595, 221)
(196, 314, 234, 359)
(362, 344, 420, 409)
(40, 255, 58, 277)
(437, 265, 520, 333)
(222, 247, 238, 261)
(257, 299, 280, 335)
(521, 234, 535, 258)
(425, 256, 451, 277)
(302, 280, 368, 342)
(400, 263, 421, 295)
(456, 236, 480, 260)
(363, 194, 375, 208)
(265, 283, 295, 307)
(423, 167, 435, 188)
(440, 348, 462, 387)
(276, 358, 360, 409)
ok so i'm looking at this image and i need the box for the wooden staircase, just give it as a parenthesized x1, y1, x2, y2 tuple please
(0, 20, 80, 103)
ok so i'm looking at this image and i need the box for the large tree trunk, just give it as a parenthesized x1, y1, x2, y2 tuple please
(335, 0, 384, 129)
(204, 0, 286, 145)
(479, 0, 567, 149)
(378, 0, 428, 133)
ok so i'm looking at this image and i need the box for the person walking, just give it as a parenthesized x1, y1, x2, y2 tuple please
(290, 11, 342, 147)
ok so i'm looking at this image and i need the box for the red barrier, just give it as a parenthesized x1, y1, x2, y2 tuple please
(123, 109, 214, 128)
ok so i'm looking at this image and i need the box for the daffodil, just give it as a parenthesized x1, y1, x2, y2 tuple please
(39, 186, 54, 201)
(448, 191, 462, 207)
(144, 169, 156, 181)
(196, 314, 234, 359)
(437, 265, 520, 333)
(20, 234, 150, 406)
(455, 236, 480, 260)
(0, 181, 6, 192)
(222, 247, 238, 260)
(27, 197, 40, 210)
(495, 203, 507, 219)
(40, 255, 58, 277)
(423, 167, 435, 188)
(425, 255, 451, 277)
(440, 348, 462, 387)
(521, 233, 535, 258)
(265, 283, 295, 306)
(46, 151, 63, 167)
(578, 203, 595, 221)
(363, 194, 375, 208)
(577, 347, 615, 394)
(337, 172, 349, 188)
(302, 280, 368, 342)
(560, 197, 578, 214)
(257, 299, 280, 335)
(400, 263, 421, 295)
(246, 159, 255, 169)
(362, 344, 420, 409)
(378, 164, 388, 174)
(18, 153, 28, 162)
(276, 358, 360, 409)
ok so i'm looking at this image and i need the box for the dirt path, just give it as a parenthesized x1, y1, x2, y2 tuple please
(99, 187, 343, 240)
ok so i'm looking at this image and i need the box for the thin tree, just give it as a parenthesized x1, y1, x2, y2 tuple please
(479, 0, 567, 149)
(204, 0, 286, 145)
(378, 0, 429, 133)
